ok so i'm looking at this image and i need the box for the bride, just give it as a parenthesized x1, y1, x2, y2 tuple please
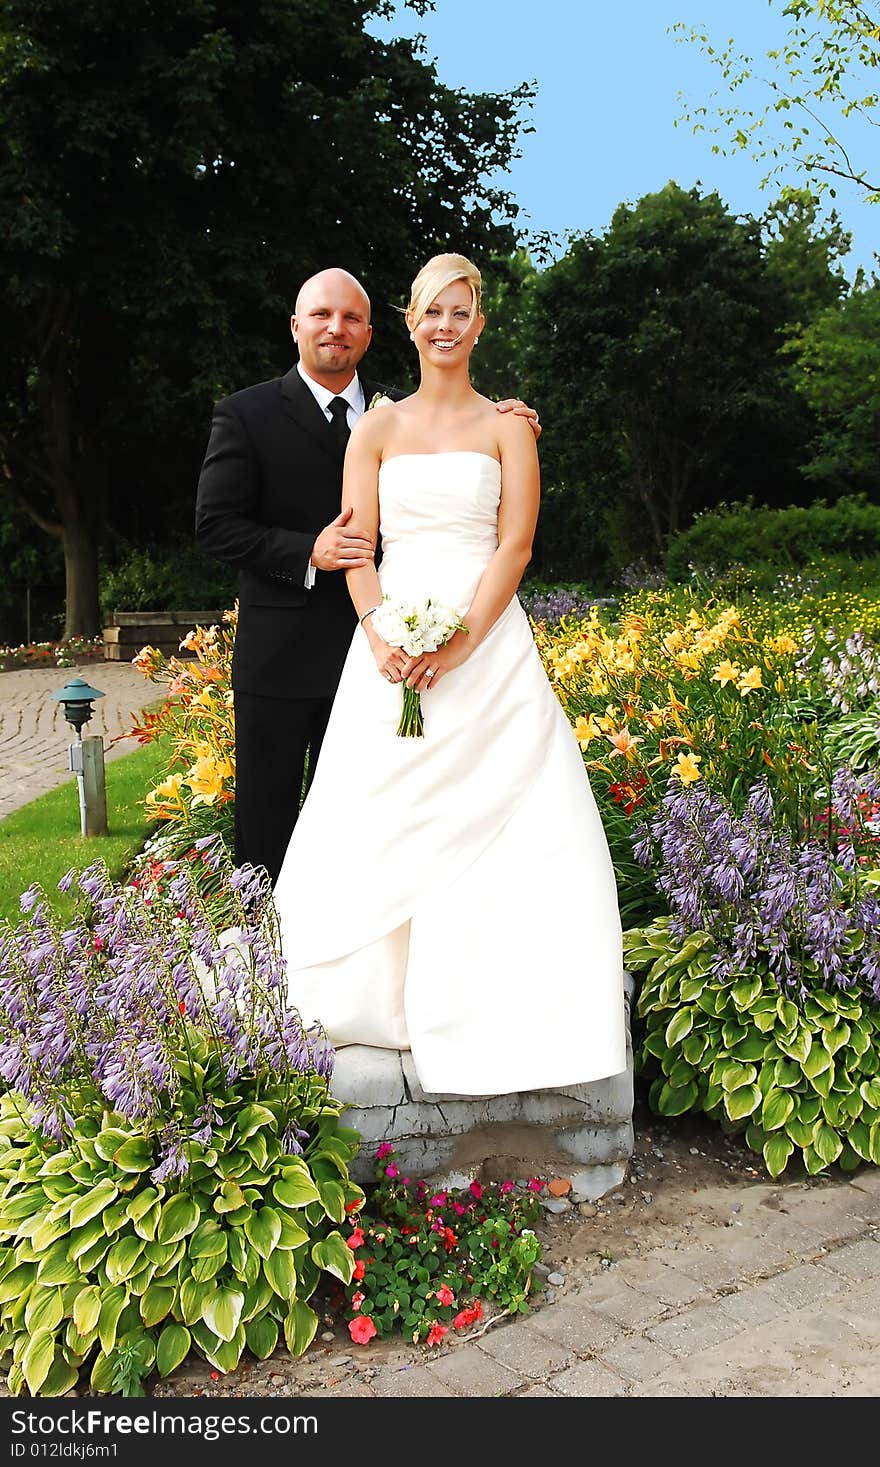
(272, 252, 627, 1096)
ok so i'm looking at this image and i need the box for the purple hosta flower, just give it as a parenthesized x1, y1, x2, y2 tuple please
(18, 886, 40, 914)
(191, 1097, 220, 1146)
(635, 775, 880, 995)
(96, 1031, 176, 1121)
(281, 1123, 310, 1157)
(307, 1027, 335, 1080)
(520, 588, 610, 625)
(56, 869, 77, 894)
(151, 1131, 190, 1185)
(229, 863, 272, 911)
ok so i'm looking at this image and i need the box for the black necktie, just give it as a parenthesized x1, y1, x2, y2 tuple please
(327, 396, 350, 457)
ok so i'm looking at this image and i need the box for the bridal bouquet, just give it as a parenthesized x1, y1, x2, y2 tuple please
(371, 596, 468, 737)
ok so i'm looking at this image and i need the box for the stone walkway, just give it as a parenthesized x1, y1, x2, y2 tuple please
(0, 662, 154, 820)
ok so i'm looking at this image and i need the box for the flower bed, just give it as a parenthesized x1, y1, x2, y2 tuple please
(532, 583, 880, 1178)
(0, 637, 104, 673)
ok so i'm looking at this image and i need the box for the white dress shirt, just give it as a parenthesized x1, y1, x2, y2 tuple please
(297, 363, 365, 589)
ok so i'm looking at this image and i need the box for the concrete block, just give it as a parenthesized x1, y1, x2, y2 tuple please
(331, 1045, 406, 1107)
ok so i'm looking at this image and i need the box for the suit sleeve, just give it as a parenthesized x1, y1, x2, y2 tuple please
(195, 400, 316, 582)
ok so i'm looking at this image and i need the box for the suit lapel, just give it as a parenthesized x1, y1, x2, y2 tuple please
(280, 366, 338, 460)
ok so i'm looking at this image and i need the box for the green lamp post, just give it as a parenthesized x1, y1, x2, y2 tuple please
(51, 676, 108, 837)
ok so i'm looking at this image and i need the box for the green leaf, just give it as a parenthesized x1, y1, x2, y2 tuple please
(244, 1207, 282, 1261)
(263, 1248, 298, 1300)
(235, 1104, 276, 1140)
(180, 1276, 211, 1326)
(68, 1180, 119, 1231)
(719, 1060, 757, 1093)
(849, 1120, 873, 1161)
(73, 1284, 102, 1336)
(860, 1078, 880, 1109)
(761, 1088, 795, 1132)
(657, 1080, 699, 1116)
(813, 1121, 843, 1166)
(731, 976, 763, 1010)
(125, 1187, 160, 1223)
(140, 1284, 176, 1328)
(36, 1241, 82, 1288)
(22, 1329, 55, 1395)
(111, 1138, 154, 1173)
(105, 1235, 146, 1285)
(724, 1084, 762, 1122)
(317, 1180, 346, 1224)
(778, 1027, 812, 1064)
(202, 1285, 244, 1343)
(803, 1045, 832, 1080)
(272, 1172, 321, 1209)
(763, 1134, 794, 1178)
(156, 1323, 191, 1378)
(157, 1195, 201, 1245)
(276, 1214, 309, 1250)
(214, 1182, 248, 1215)
(41, 1357, 79, 1397)
(776, 997, 799, 1031)
(245, 1315, 279, 1359)
(97, 1287, 128, 1355)
(284, 1299, 319, 1358)
(665, 1008, 694, 1046)
(774, 1058, 802, 1089)
(311, 1232, 356, 1285)
(802, 1144, 828, 1177)
(24, 1287, 63, 1335)
(188, 1222, 229, 1259)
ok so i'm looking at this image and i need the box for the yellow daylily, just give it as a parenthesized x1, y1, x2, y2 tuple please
(186, 752, 234, 806)
(711, 659, 740, 688)
(737, 666, 763, 696)
(671, 751, 702, 785)
(573, 714, 602, 749)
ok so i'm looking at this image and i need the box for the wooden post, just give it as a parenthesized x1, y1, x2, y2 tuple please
(81, 736, 108, 836)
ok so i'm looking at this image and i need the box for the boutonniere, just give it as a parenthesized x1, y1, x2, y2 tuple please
(368, 392, 394, 411)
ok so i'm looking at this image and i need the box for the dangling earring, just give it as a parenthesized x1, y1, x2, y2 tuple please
(409, 332, 414, 341)
(474, 336, 480, 345)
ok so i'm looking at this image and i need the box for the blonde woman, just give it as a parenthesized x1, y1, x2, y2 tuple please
(273, 254, 626, 1096)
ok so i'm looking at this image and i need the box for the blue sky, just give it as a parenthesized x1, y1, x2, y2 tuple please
(369, 0, 880, 280)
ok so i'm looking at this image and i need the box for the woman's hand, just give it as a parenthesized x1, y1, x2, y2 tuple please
(366, 628, 409, 684)
(401, 630, 470, 693)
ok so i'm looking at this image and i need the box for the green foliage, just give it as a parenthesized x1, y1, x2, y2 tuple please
(666, 496, 880, 583)
(785, 283, 880, 489)
(525, 182, 829, 581)
(100, 545, 235, 619)
(628, 916, 880, 1178)
(0, 1079, 362, 1395)
(342, 1149, 543, 1345)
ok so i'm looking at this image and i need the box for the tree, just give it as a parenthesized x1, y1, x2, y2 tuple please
(786, 280, 880, 487)
(0, 0, 534, 636)
(674, 1, 880, 201)
(526, 183, 814, 578)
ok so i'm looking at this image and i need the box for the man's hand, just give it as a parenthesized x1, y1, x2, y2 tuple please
(496, 398, 541, 442)
(311, 506, 375, 571)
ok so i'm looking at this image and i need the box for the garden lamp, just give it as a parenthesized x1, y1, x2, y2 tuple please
(50, 677, 108, 836)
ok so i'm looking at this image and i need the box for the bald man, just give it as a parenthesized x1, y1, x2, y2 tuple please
(196, 268, 538, 883)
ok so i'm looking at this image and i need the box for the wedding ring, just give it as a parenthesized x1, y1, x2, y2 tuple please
(385, 672, 393, 682)
(425, 668, 435, 681)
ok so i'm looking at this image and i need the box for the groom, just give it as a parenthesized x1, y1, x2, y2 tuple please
(195, 267, 539, 885)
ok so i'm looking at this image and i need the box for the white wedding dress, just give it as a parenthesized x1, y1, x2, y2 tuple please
(273, 451, 627, 1096)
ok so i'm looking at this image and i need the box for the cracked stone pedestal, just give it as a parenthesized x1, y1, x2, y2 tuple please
(330, 975, 635, 1200)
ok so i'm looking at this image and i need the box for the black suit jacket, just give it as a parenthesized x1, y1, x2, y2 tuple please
(195, 366, 402, 700)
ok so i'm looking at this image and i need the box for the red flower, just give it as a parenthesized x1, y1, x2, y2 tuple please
(453, 1300, 483, 1330)
(178, 1001, 186, 1015)
(349, 1315, 377, 1345)
(469, 1180, 483, 1201)
(352, 1260, 366, 1281)
(346, 1228, 365, 1250)
(345, 1199, 363, 1214)
(527, 1178, 544, 1193)
(93, 936, 104, 953)
(426, 1323, 448, 1348)
(435, 1284, 455, 1307)
(500, 1181, 514, 1195)
(440, 1227, 458, 1253)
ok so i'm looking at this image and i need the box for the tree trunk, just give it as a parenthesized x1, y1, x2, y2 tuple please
(62, 518, 100, 639)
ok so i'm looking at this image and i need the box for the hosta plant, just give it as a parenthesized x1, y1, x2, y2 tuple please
(628, 915, 880, 1178)
(0, 844, 361, 1396)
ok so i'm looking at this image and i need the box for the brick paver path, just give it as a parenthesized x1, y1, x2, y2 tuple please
(0, 661, 153, 820)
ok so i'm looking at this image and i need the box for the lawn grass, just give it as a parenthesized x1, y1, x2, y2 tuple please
(0, 738, 170, 925)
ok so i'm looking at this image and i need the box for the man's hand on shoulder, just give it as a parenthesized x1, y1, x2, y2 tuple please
(495, 398, 541, 442)
(311, 506, 375, 572)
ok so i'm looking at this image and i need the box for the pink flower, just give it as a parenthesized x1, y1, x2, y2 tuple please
(346, 1228, 365, 1250)
(349, 1315, 378, 1345)
(351, 1291, 365, 1312)
(436, 1284, 455, 1306)
(426, 1323, 448, 1348)
(453, 1202, 466, 1216)
(500, 1181, 514, 1195)
(527, 1178, 544, 1193)
(385, 1163, 398, 1179)
(430, 1191, 447, 1207)
(376, 1142, 393, 1160)
(469, 1180, 483, 1201)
